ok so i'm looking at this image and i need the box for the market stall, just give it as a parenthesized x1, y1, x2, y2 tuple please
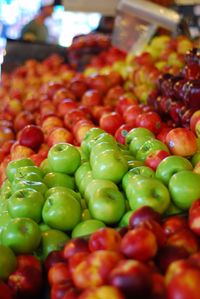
(0, 0, 200, 298)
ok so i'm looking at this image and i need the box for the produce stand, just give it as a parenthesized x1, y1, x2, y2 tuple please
(0, 0, 200, 298)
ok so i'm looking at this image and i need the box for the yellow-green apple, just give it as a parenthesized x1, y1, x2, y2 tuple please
(124, 175, 170, 213)
(42, 192, 81, 231)
(75, 162, 94, 196)
(8, 188, 44, 223)
(126, 127, 155, 146)
(80, 127, 105, 159)
(0, 244, 17, 280)
(156, 155, 193, 185)
(11, 178, 47, 195)
(48, 143, 81, 174)
(84, 179, 118, 202)
(38, 229, 69, 260)
(136, 139, 169, 162)
(45, 186, 81, 202)
(6, 158, 35, 182)
(72, 219, 106, 238)
(43, 172, 75, 189)
(1, 217, 41, 254)
(88, 187, 126, 224)
(169, 170, 200, 210)
(91, 149, 128, 184)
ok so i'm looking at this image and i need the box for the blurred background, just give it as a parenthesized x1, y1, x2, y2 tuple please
(0, 0, 200, 47)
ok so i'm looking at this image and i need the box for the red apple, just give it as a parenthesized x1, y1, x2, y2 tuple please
(103, 85, 124, 108)
(8, 266, 43, 297)
(123, 105, 143, 127)
(114, 124, 132, 144)
(129, 206, 162, 229)
(48, 262, 71, 286)
(166, 228, 199, 254)
(79, 286, 125, 299)
(81, 89, 102, 107)
(0, 280, 13, 299)
(62, 238, 89, 260)
(109, 259, 152, 299)
(99, 112, 124, 135)
(18, 125, 44, 151)
(189, 198, 200, 236)
(190, 110, 200, 133)
(166, 128, 198, 156)
(16, 254, 42, 272)
(162, 215, 188, 237)
(167, 268, 200, 299)
(136, 112, 162, 134)
(88, 227, 122, 252)
(57, 99, 78, 118)
(115, 94, 138, 115)
(120, 227, 158, 262)
(47, 127, 74, 148)
(0, 127, 15, 147)
(145, 149, 170, 170)
(91, 105, 112, 122)
(13, 111, 35, 132)
(45, 250, 66, 272)
(155, 245, 189, 273)
(72, 250, 122, 289)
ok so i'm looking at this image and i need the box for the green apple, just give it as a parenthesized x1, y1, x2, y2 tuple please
(136, 139, 169, 162)
(81, 209, 92, 221)
(38, 229, 69, 260)
(125, 176, 170, 214)
(75, 162, 94, 195)
(43, 172, 75, 190)
(156, 155, 193, 186)
(91, 149, 128, 184)
(15, 165, 43, 180)
(39, 223, 51, 232)
(92, 132, 117, 147)
(0, 245, 17, 280)
(0, 211, 12, 239)
(126, 127, 155, 146)
(1, 217, 41, 254)
(119, 210, 133, 227)
(0, 179, 12, 202)
(81, 127, 105, 158)
(90, 142, 119, 166)
(39, 158, 53, 176)
(88, 187, 125, 224)
(71, 219, 105, 238)
(48, 143, 81, 174)
(42, 192, 81, 231)
(45, 186, 81, 202)
(8, 188, 45, 223)
(191, 151, 200, 167)
(84, 179, 118, 202)
(129, 135, 154, 157)
(122, 166, 155, 190)
(169, 170, 200, 210)
(6, 158, 35, 182)
(13, 172, 43, 185)
(12, 179, 48, 195)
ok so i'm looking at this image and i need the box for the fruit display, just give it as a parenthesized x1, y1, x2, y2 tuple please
(0, 32, 200, 298)
(45, 205, 200, 299)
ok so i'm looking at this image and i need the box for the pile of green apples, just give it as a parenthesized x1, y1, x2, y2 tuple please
(1, 125, 200, 261)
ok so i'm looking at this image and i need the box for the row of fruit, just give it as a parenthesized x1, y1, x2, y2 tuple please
(0, 33, 200, 299)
